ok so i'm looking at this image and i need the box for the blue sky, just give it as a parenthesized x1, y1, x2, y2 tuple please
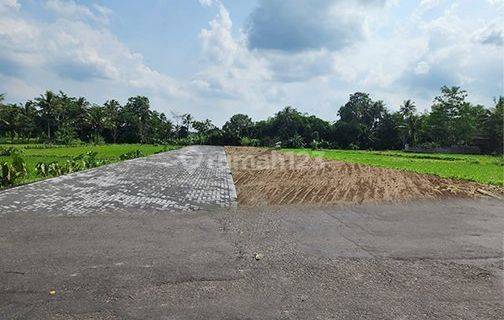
(0, 0, 502, 125)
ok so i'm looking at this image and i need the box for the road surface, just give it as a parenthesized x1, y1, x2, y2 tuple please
(0, 146, 502, 319)
(0, 146, 237, 215)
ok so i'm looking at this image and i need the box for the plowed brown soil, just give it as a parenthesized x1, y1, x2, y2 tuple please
(225, 147, 504, 206)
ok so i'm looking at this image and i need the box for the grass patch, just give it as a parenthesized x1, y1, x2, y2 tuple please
(283, 148, 504, 186)
(0, 144, 179, 187)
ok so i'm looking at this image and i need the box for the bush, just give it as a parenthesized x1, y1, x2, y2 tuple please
(0, 146, 21, 156)
(35, 151, 108, 178)
(35, 161, 81, 177)
(259, 137, 276, 147)
(318, 140, 333, 149)
(77, 151, 106, 168)
(55, 123, 80, 145)
(349, 143, 359, 150)
(240, 137, 261, 147)
(119, 150, 145, 160)
(1, 152, 27, 187)
(35, 162, 50, 177)
(282, 134, 305, 148)
(90, 134, 106, 145)
(309, 140, 320, 150)
(418, 142, 441, 149)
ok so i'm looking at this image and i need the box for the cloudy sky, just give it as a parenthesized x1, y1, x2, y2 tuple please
(0, 0, 502, 125)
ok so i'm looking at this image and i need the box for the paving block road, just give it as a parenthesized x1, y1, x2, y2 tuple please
(0, 146, 237, 215)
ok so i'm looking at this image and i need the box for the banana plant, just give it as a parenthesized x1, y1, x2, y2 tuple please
(0, 152, 28, 187)
(119, 150, 144, 160)
(35, 162, 50, 177)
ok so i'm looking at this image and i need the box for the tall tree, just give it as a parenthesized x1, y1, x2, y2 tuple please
(427, 86, 468, 146)
(222, 114, 254, 144)
(181, 114, 194, 132)
(376, 111, 402, 150)
(123, 96, 151, 143)
(399, 100, 418, 147)
(35, 91, 61, 140)
(19, 101, 39, 140)
(483, 97, 504, 154)
(193, 119, 216, 135)
(337, 92, 386, 149)
(103, 100, 121, 143)
(86, 105, 105, 141)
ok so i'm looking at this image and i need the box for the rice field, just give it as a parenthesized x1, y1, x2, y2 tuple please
(284, 149, 504, 186)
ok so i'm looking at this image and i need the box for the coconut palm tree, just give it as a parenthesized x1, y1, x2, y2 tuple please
(35, 91, 60, 140)
(399, 100, 418, 147)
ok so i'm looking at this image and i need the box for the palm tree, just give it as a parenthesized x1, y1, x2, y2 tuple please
(35, 91, 60, 140)
(0, 94, 6, 126)
(86, 105, 105, 139)
(103, 100, 121, 143)
(399, 100, 418, 147)
(182, 113, 193, 132)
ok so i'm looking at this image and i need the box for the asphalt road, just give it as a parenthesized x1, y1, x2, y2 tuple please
(1, 199, 503, 319)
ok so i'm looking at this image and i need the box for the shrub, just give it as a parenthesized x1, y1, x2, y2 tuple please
(240, 137, 261, 147)
(119, 150, 144, 160)
(74, 151, 105, 168)
(240, 137, 252, 146)
(318, 140, 333, 149)
(0, 152, 27, 187)
(35, 162, 50, 177)
(259, 137, 275, 147)
(90, 134, 106, 145)
(348, 143, 359, 150)
(0, 146, 21, 156)
(35, 151, 108, 178)
(309, 140, 320, 150)
(282, 134, 305, 148)
(55, 123, 80, 145)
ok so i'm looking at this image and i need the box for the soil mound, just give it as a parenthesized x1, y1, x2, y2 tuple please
(225, 147, 503, 206)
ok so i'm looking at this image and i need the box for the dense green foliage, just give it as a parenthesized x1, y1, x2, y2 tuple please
(0, 150, 27, 187)
(285, 149, 504, 186)
(0, 144, 177, 187)
(0, 86, 502, 153)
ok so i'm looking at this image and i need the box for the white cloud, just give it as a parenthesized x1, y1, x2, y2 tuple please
(1, 0, 502, 125)
(198, 0, 215, 7)
(414, 61, 431, 74)
(476, 23, 504, 47)
(0, 0, 18, 11)
(487, 0, 504, 8)
(45, 0, 111, 24)
(419, 0, 444, 12)
(192, 0, 503, 121)
(199, 4, 237, 65)
(191, 3, 278, 118)
(0, 1, 184, 102)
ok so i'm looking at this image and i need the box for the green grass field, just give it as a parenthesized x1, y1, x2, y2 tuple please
(0, 144, 179, 187)
(284, 149, 504, 186)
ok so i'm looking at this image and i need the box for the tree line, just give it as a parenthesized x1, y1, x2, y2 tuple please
(0, 86, 502, 154)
